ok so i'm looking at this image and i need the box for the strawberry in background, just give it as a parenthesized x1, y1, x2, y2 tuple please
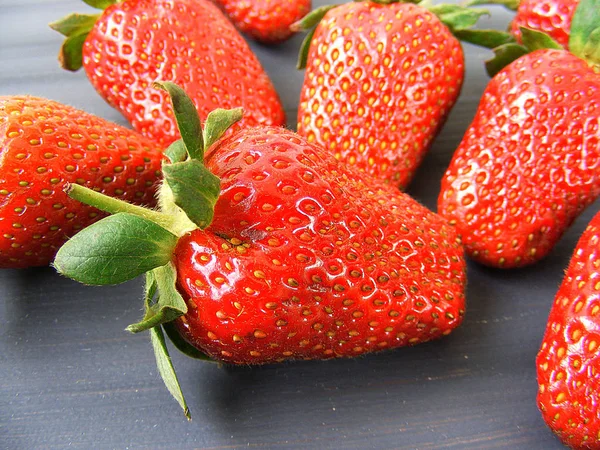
(438, 0, 600, 268)
(50, 0, 285, 148)
(536, 208, 600, 449)
(0, 95, 162, 268)
(214, 0, 311, 44)
(295, 1, 507, 190)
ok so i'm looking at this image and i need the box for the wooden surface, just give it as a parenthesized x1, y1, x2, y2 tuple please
(1, 1, 597, 449)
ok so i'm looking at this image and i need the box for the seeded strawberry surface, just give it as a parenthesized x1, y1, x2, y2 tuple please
(537, 210, 600, 449)
(214, 0, 311, 43)
(83, 0, 285, 147)
(0, 96, 162, 268)
(511, 0, 579, 49)
(172, 127, 466, 364)
(297, 2, 464, 189)
(438, 49, 600, 268)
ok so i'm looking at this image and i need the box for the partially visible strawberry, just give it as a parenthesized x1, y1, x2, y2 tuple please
(50, 0, 285, 148)
(214, 0, 311, 43)
(54, 82, 467, 417)
(511, 0, 579, 49)
(536, 209, 600, 449)
(295, 1, 497, 189)
(0, 95, 162, 268)
(437, 0, 600, 268)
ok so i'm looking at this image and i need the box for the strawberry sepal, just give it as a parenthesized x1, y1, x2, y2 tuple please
(82, 0, 120, 9)
(485, 42, 529, 77)
(49, 13, 100, 71)
(453, 28, 516, 49)
(569, 0, 600, 69)
(464, 0, 519, 11)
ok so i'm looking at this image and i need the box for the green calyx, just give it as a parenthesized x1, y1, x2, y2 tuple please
(293, 0, 510, 70)
(485, 0, 600, 77)
(569, 0, 600, 70)
(53, 81, 241, 418)
(49, 1, 121, 71)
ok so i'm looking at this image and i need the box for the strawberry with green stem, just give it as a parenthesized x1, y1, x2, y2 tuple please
(213, 0, 312, 44)
(54, 82, 467, 418)
(0, 95, 163, 268)
(50, 0, 285, 148)
(294, 0, 514, 190)
(536, 208, 600, 449)
(438, 0, 600, 269)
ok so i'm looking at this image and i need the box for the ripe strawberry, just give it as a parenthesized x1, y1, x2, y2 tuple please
(437, 0, 600, 268)
(295, 1, 493, 189)
(54, 82, 467, 416)
(511, 0, 579, 49)
(536, 209, 600, 449)
(50, 0, 285, 148)
(213, 0, 311, 43)
(0, 95, 162, 268)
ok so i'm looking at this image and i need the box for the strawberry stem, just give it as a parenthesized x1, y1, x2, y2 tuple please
(66, 183, 193, 236)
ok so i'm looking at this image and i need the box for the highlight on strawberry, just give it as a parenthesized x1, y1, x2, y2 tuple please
(0, 95, 163, 269)
(438, 0, 600, 268)
(536, 208, 600, 449)
(49, 0, 285, 148)
(294, 0, 515, 190)
(213, 0, 312, 44)
(53, 82, 467, 418)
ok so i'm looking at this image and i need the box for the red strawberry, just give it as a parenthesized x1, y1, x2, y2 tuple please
(295, 1, 493, 189)
(214, 0, 312, 43)
(0, 95, 162, 268)
(50, 0, 285, 148)
(511, 0, 579, 49)
(536, 209, 600, 449)
(437, 0, 600, 268)
(54, 82, 467, 416)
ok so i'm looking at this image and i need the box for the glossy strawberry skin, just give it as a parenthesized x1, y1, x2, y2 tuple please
(511, 0, 578, 49)
(537, 210, 600, 449)
(297, 1, 464, 190)
(0, 96, 162, 268)
(172, 127, 466, 364)
(214, 0, 311, 43)
(83, 0, 285, 147)
(438, 49, 600, 268)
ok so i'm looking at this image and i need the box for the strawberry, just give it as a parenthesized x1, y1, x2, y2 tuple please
(50, 0, 285, 148)
(213, 0, 312, 44)
(54, 82, 467, 417)
(0, 95, 162, 268)
(437, 0, 600, 268)
(536, 209, 600, 449)
(511, 0, 579, 49)
(294, 1, 496, 189)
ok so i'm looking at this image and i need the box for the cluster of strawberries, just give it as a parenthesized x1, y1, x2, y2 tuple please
(1, 0, 598, 447)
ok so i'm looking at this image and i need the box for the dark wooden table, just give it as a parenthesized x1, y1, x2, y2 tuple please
(1, 1, 596, 449)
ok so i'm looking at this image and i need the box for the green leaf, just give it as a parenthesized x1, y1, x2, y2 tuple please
(126, 263, 188, 333)
(163, 159, 221, 229)
(154, 82, 203, 161)
(297, 26, 317, 70)
(454, 29, 516, 49)
(290, 4, 339, 32)
(203, 108, 243, 150)
(165, 140, 187, 164)
(150, 324, 191, 419)
(82, 0, 119, 9)
(57, 32, 88, 71)
(582, 27, 600, 67)
(520, 27, 563, 51)
(427, 4, 488, 32)
(163, 322, 216, 362)
(53, 213, 177, 285)
(49, 13, 100, 37)
(570, 0, 600, 63)
(485, 42, 528, 77)
(465, 0, 519, 11)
